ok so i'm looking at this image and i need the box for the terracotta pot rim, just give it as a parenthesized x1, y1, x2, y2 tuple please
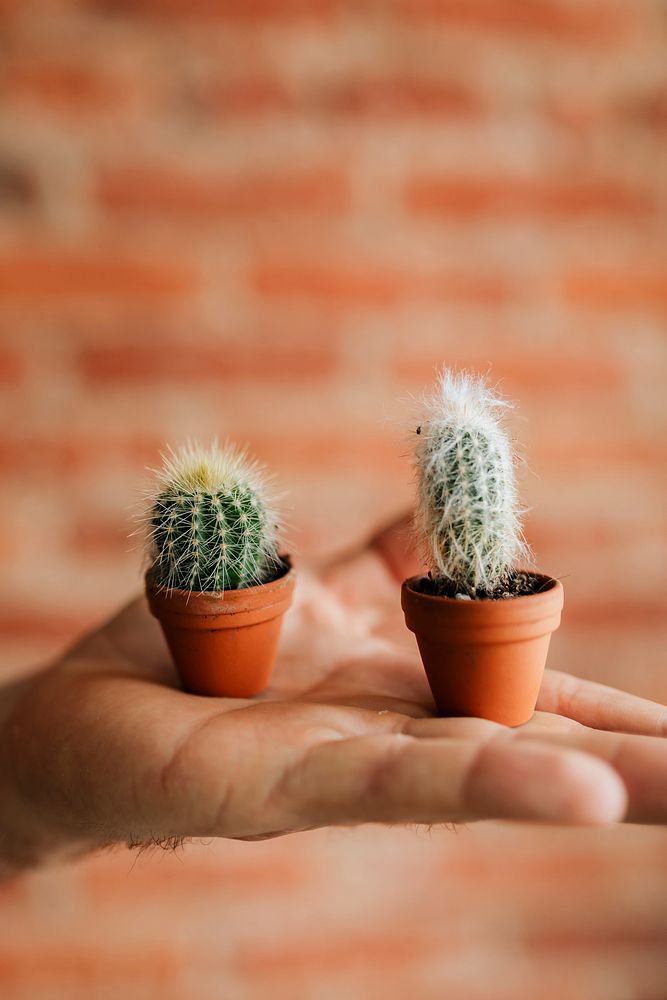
(402, 572, 563, 638)
(403, 572, 561, 607)
(145, 555, 295, 625)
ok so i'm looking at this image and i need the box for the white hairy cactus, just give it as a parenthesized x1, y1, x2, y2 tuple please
(142, 440, 282, 593)
(414, 370, 529, 596)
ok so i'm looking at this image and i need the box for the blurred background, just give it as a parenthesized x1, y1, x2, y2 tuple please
(1, 1, 666, 997)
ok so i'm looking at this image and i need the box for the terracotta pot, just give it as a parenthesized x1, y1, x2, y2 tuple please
(146, 560, 295, 698)
(401, 574, 564, 727)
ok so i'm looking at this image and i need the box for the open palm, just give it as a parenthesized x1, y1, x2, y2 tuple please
(3, 519, 666, 870)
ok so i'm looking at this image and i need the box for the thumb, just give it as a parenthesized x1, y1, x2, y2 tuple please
(317, 513, 423, 605)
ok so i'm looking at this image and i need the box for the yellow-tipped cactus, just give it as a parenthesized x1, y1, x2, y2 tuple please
(144, 441, 281, 593)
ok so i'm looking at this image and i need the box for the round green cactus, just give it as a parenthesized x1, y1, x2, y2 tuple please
(145, 441, 281, 593)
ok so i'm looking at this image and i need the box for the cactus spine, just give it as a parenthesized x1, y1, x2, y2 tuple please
(414, 370, 528, 597)
(145, 441, 281, 593)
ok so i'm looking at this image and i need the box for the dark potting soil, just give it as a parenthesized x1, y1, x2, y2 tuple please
(415, 571, 554, 601)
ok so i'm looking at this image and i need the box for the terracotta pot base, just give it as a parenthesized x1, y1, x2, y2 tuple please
(401, 574, 564, 726)
(146, 560, 295, 697)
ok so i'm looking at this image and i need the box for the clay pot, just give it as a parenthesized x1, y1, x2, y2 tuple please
(146, 560, 295, 698)
(401, 574, 564, 727)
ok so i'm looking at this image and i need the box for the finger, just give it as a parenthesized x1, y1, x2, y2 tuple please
(281, 733, 627, 829)
(514, 721, 667, 825)
(368, 513, 423, 582)
(403, 709, 667, 824)
(539, 670, 667, 737)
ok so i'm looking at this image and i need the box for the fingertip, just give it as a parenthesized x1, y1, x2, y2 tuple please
(553, 753, 628, 825)
(467, 739, 628, 825)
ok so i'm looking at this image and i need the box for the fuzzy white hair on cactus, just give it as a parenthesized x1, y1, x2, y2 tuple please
(414, 369, 530, 596)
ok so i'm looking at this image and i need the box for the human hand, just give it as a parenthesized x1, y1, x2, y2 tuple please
(1, 517, 666, 872)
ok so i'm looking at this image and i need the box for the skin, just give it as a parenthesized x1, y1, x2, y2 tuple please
(0, 517, 666, 875)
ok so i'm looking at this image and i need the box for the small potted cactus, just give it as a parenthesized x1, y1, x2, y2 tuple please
(401, 370, 564, 726)
(143, 441, 294, 697)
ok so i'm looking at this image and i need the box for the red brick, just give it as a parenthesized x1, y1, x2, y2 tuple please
(199, 78, 295, 115)
(204, 76, 483, 119)
(438, 848, 658, 891)
(565, 600, 667, 629)
(0, 439, 90, 476)
(406, 176, 654, 219)
(2, 433, 356, 484)
(548, 91, 667, 132)
(533, 440, 667, 469)
(253, 264, 516, 306)
(311, 77, 483, 118)
(84, 853, 307, 902)
(526, 926, 667, 950)
(0, 252, 198, 300)
(0, 609, 96, 642)
(394, 354, 625, 391)
(0, 436, 164, 477)
(248, 431, 404, 474)
(564, 271, 667, 311)
(86, 0, 339, 19)
(97, 166, 349, 216)
(527, 520, 657, 554)
(4, 62, 138, 112)
(397, 0, 634, 44)
(0, 347, 23, 385)
(0, 949, 181, 985)
(77, 341, 337, 382)
(233, 934, 453, 977)
(86, 0, 633, 45)
(0, 522, 19, 563)
(70, 519, 130, 557)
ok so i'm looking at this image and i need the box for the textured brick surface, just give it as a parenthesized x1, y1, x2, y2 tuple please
(1, 0, 666, 997)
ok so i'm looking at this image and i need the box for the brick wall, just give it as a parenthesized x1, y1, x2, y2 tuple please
(1, 1, 666, 997)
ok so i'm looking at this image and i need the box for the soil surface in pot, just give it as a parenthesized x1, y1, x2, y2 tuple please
(415, 570, 556, 601)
